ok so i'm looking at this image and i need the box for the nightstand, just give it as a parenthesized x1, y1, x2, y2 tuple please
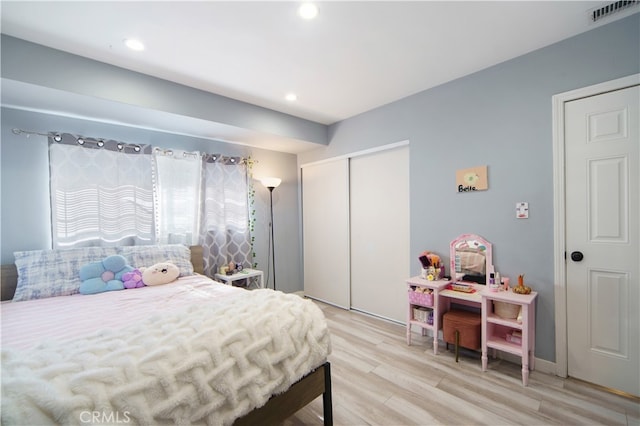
(214, 268, 264, 289)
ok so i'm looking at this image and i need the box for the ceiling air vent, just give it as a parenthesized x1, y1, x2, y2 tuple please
(590, 0, 638, 22)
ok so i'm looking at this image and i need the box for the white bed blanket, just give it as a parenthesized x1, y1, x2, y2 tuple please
(1, 290, 331, 425)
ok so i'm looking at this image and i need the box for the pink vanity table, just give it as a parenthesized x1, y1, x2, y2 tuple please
(406, 278, 537, 386)
(406, 234, 538, 386)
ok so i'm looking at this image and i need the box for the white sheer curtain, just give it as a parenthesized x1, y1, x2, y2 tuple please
(153, 150, 202, 245)
(199, 155, 252, 277)
(49, 136, 154, 248)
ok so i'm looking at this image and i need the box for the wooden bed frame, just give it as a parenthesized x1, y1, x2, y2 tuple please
(1, 264, 18, 302)
(0, 245, 333, 425)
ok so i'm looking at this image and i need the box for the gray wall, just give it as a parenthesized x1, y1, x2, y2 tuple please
(298, 13, 640, 362)
(0, 108, 302, 294)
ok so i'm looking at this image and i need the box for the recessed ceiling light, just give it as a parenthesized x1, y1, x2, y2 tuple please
(298, 3, 319, 20)
(285, 93, 298, 102)
(124, 38, 145, 51)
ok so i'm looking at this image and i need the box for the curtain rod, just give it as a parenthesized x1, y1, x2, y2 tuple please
(13, 128, 150, 153)
(11, 128, 252, 164)
(11, 128, 48, 138)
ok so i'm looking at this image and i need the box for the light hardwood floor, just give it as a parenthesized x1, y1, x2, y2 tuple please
(285, 301, 640, 426)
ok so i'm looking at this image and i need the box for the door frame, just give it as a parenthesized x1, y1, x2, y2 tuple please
(552, 73, 640, 378)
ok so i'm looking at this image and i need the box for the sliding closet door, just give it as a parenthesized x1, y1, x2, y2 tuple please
(350, 146, 409, 322)
(302, 159, 350, 308)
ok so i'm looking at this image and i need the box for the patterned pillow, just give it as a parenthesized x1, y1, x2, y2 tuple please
(120, 244, 194, 277)
(12, 247, 119, 302)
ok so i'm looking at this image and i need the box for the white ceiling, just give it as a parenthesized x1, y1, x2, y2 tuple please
(1, 1, 636, 151)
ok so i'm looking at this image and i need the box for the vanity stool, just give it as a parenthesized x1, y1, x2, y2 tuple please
(443, 310, 481, 362)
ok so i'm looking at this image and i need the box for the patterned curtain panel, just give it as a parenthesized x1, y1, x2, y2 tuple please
(49, 136, 154, 248)
(153, 150, 202, 246)
(199, 156, 252, 277)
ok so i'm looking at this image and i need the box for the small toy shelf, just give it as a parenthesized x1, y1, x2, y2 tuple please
(405, 277, 451, 354)
(481, 290, 537, 386)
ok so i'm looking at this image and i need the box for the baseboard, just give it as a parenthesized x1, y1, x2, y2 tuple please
(533, 356, 556, 375)
(497, 351, 556, 375)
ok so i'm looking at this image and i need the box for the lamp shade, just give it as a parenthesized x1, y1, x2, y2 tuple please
(261, 177, 282, 189)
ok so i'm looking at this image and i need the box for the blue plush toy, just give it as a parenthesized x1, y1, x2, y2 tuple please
(79, 254, 134, 295)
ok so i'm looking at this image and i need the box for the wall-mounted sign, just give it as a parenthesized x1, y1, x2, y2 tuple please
(456, 165, 488, 192)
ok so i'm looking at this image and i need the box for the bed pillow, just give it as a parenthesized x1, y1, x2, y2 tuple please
(120, 244, 194, 277)
(13, 247, 119, 302)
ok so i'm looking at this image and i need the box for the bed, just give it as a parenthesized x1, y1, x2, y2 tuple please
(0, 245, 332, 425)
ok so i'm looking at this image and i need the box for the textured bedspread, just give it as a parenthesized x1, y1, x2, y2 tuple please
(1, 289, 331, 425)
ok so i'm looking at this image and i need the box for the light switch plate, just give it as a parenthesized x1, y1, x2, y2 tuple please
(516, 202, 529, 219)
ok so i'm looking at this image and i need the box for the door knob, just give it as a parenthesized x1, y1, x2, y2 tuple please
(570, 251, 584, 262)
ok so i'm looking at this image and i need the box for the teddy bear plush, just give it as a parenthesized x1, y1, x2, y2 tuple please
(79, 255, 134, 295)
(141, 262, 180, 286)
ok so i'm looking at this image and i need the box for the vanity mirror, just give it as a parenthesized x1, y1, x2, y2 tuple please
(450, 234, 493, 284)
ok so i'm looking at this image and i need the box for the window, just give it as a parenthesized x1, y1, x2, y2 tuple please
(48, 135, 253, 273)
(153, 150, 202, 245)
(49, 140, 153, 247)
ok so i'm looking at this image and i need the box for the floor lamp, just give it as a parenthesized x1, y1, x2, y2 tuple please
(261, 177, 281, 291)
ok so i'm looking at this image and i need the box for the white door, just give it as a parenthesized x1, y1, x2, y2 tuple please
(302, 159, 350, 308)
(350, 146, 409, 323)
(565, 85, 639, 396)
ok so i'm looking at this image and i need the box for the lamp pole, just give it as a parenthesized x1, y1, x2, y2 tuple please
(261, 177, 281, 291)
(267, 185, 276, 291)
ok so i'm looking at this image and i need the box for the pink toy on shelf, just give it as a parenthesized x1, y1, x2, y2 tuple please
(503, 276, 510, 291)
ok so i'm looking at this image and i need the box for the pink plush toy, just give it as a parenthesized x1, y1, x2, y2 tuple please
(122, 268, 144, 289)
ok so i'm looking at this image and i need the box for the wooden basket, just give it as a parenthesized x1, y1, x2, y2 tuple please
(493, 301, 520, 319)
(412, 307, 429, 323)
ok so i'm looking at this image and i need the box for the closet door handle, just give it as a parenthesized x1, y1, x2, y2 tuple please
(570, 251, 584, 262)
